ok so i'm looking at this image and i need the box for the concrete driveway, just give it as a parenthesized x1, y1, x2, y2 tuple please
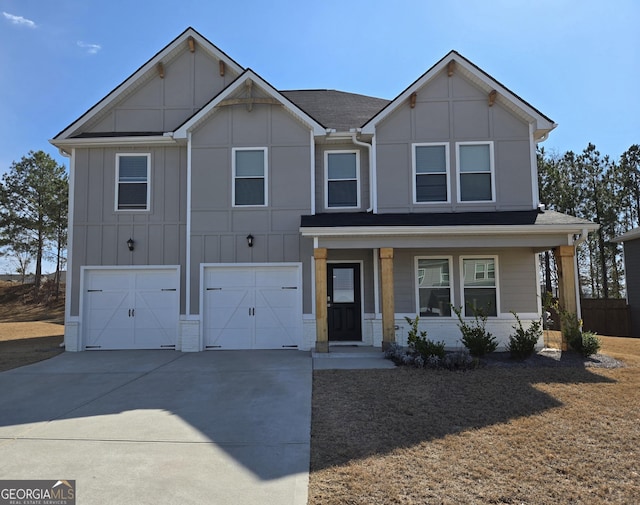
(0, 350, 312, 504)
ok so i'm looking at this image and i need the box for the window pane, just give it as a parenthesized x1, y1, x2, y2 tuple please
(459, 144, 490, 173)
(235, 150, 264, 177)
(332, 268, 354, 302)
(235, 178, 265, 205)
(119, 156, 148, 182)
(328, 180, 357, 207)
(419, 288, 452, 317)
(460, 173, 492, 201)
(416, 174, 447, 202)
(328, 153, 357, 179)
(418, 259, 450, 287)
(118, 183, 147, 209)
(463, 259, 496, 287)
(416, 145, 446, 173)
(464, 288, 497, 316)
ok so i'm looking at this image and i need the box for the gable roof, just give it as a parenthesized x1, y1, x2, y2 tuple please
(173, 69, 326, 137)
(361, 50, 556, 141)
(280, 90, 389, 132)
(53, 27, 244, 141)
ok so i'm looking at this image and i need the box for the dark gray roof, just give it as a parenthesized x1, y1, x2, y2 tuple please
(300, 210, 597, 229)
(281, 90, 389, 131)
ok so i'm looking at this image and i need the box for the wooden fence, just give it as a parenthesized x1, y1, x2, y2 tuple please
(580, 299, 631, 337)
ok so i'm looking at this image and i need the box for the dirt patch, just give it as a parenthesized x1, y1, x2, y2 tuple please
(0, 281, 65, 372)
(309, 336, 640, 505)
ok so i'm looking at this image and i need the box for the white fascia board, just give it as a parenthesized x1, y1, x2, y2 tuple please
(50, 136, 178, 149)
(174, 69, 325, 138)
(299, 223, 599, 238)
(54, 28, 244, 141)
(613, 227, 640, 242)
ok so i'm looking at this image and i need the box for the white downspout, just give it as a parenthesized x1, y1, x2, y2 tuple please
(351, 133, 375, 212)
(186, 131, 192, 316)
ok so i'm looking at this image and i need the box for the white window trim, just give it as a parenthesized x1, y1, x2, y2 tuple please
(412, 142, 450, 204)
(455, 141, 495, 203)
(324, 150, 360, 210)
(415, 256, 454, 318)
(459, 255, 500, 317)
(232, 147, 268, 207)
(115, 153, 151, 212)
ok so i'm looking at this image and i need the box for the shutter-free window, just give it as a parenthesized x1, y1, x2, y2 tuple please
(414, 144, 448, 202)
(458, 143, 493, 202)
(117, 155, 149, 210)
(234, 149, 266, 206)
(326, 152, 359, 208)
(417, 258, 452, 317)
(462, 257, 497, 316)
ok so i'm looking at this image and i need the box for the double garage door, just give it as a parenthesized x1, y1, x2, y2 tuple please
(202, 265, 302, 350)
(82, 265, 301, 350)
(83, 267, 179, 350)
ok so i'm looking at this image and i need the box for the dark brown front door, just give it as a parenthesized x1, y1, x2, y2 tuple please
(327, 263, 362, 341)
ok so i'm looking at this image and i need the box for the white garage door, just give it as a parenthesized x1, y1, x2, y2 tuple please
(203, 264, 302, 350)
(83, 267, 179, 350)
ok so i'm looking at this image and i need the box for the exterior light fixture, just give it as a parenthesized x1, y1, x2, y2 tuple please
(127, 238, 135, 251)
(246, 234, 254, 248)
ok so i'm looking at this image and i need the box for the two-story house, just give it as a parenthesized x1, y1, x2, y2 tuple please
(51, 28, 596, 352)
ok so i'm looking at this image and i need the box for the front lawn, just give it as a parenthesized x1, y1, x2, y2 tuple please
(309, 336, 640, 504)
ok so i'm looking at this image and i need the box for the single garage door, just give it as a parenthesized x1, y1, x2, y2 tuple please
(203, 264, 302, 350)
(83, 267, 179, 350)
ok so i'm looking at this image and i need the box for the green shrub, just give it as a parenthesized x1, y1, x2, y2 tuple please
(577, 331, 601, 357)
(507, 312, 542, 359)
(452, 306, 497, 357)
(405, 316, 446, 361)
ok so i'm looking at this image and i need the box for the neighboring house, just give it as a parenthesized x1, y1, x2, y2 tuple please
(50, 27, 597, 352)
(614, 227, 640, 338)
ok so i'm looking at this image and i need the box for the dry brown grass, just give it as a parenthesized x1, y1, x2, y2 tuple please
(309, 336, 640, 505)
(0, 281, 65, 371)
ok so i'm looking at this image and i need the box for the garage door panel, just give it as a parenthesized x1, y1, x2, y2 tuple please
(83, 268, 179, 350)
(203, 265, 301, 350)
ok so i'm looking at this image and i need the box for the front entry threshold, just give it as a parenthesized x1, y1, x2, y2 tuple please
(312, 345, 395, 370)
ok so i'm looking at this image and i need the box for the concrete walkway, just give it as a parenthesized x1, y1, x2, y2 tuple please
(313, 346, 397, 370)
(0, 350, 312, 505)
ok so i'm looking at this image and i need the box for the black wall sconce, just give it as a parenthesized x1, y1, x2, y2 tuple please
(246, 234, 254, 248)
(127, 238, 135, 251)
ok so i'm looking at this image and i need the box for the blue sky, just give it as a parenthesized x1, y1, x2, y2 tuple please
(1, 0, 638, 175)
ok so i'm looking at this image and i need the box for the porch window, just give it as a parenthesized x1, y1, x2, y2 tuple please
(461, 257, 498, 316)
(325, 151, 359, 208)
(233, 148, 267, 206)
(416, 257, 452, 317)
(413, 143, 449, 203)
(457, 142, 494, 202)
(116, 154, 150, 211)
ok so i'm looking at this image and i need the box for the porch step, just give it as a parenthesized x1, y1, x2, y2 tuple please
(312, 346, 396, 370)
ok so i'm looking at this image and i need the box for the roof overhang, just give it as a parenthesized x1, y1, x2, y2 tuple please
(51, 134, 179, 152)
(613, 227, 640, 242)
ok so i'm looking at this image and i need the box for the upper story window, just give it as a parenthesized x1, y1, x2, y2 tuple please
(413, 143, 449, 203)
(456, 142, 495, 202)
(233, 148, 267, 206)
(416, 257, 453, 317)
(461, 256, 498, 316)
(116, 154, 150, 211)
(325, 151, 359, 209)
